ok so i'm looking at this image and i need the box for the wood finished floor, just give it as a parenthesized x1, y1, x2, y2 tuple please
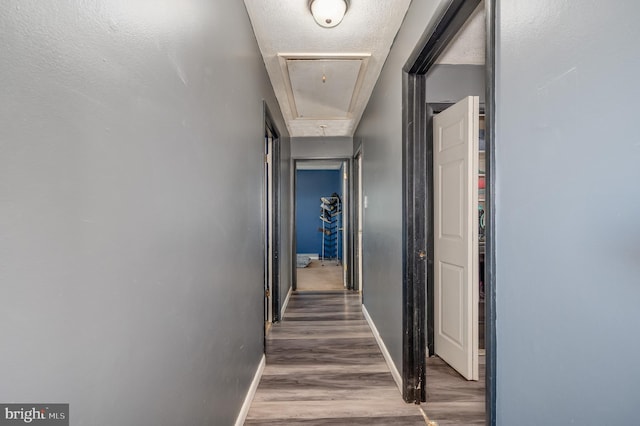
(424, 355, 486, 425)
(295, 260, 344, 291)
(245, 291, 427, 425)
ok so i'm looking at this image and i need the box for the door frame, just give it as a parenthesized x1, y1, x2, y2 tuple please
(401, 0, 497, 423)
(352, 144, 364, 295)
(291, 158, 352, 291)
(263, 102, 281, 325)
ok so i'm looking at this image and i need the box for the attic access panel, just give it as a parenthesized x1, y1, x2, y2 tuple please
(286, 58, 363, 119)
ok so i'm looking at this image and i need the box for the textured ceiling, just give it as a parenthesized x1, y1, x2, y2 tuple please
(436, 1, 485, 65)
(244, 0, 411, 138)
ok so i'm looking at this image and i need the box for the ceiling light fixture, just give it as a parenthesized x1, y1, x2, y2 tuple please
(309, 0, 348, 28)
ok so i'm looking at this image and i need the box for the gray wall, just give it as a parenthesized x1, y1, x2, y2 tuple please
(426, 64, 485, 104)
(0, 1, 288, 425)
(279, 132, 293, 313)
(291, 136, 353, 159)
(495, 1, 640, 424)
(359, 0, 640, 422)
(353, 0, 442, 373)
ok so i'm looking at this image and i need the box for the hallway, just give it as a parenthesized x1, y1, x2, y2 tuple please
(245, 291, 426, 425)
(3, 1, 638, 424)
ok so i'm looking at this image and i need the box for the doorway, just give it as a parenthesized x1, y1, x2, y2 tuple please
(353, 147, 364, 295)
(292, 159, 351, 292)
(428, 101, 485, 369)
(401, 0, 496, 424)
(263, 103, 281, 339)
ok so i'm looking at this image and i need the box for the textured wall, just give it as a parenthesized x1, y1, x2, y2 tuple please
(495, 1, 640, 423)
(279, 131, 293, 315)
(426, 64, 485, 104)
(353, 0, 442, 373)
(291, 137, 353, 159)
(0, 1, 288, 424)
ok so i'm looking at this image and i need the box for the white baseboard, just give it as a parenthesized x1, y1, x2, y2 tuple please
(281, 286, 293, 318)
(362, 305, 403, 395)
(234, 354, 265, 426)
(297, 253, 319, 260)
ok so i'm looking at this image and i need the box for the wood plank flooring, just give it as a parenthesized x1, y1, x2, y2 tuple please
(295, 260, 344, 291)
(424, 355, 486, 425)
(245, 291, 427, 425)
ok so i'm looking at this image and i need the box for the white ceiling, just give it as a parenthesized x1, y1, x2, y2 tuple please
(244, 0, 412, 138)
(244, 1, 485, 138)
(296, 160, 344, 170)
(436, 1, 485, 65)
(287, 57, 365, 119)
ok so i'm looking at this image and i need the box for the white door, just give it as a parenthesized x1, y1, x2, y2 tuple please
(433, 96, 479, 381)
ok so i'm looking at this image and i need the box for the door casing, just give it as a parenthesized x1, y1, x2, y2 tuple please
(263, 102, 281, 334)
(353, 147, 364, 295)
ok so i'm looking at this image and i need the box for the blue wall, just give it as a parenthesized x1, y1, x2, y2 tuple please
(296, 169, 342, 259)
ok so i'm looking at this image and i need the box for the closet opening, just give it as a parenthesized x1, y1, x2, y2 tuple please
(401, 1, 496, 424)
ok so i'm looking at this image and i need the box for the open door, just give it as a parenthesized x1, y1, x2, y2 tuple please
(433, 95, 479, 381)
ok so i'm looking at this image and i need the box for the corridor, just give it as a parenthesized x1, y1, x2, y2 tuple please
(245, 291, 426, 425)
(3, 1, 637, 424)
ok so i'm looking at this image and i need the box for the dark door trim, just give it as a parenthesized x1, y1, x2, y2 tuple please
(404, 0, 482, 75)
(401, 2, 497, 425)
(484, 2, 497, 422)
(291, 161, 297, 292)
(352, 145, 363, 294)
(343, 158, 352, 291)
(264, 101, 281, 323)
(401, 70, 427, 403)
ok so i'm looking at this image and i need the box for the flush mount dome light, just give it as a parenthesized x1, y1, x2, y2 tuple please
(309, 0, 348, 28)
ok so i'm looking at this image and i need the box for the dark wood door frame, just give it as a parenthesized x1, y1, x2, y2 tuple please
(401, 70, 427, 403)
(351, 145, 363, 294)
(264, 102, 281, 324)
(401, 1, 496, 425)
